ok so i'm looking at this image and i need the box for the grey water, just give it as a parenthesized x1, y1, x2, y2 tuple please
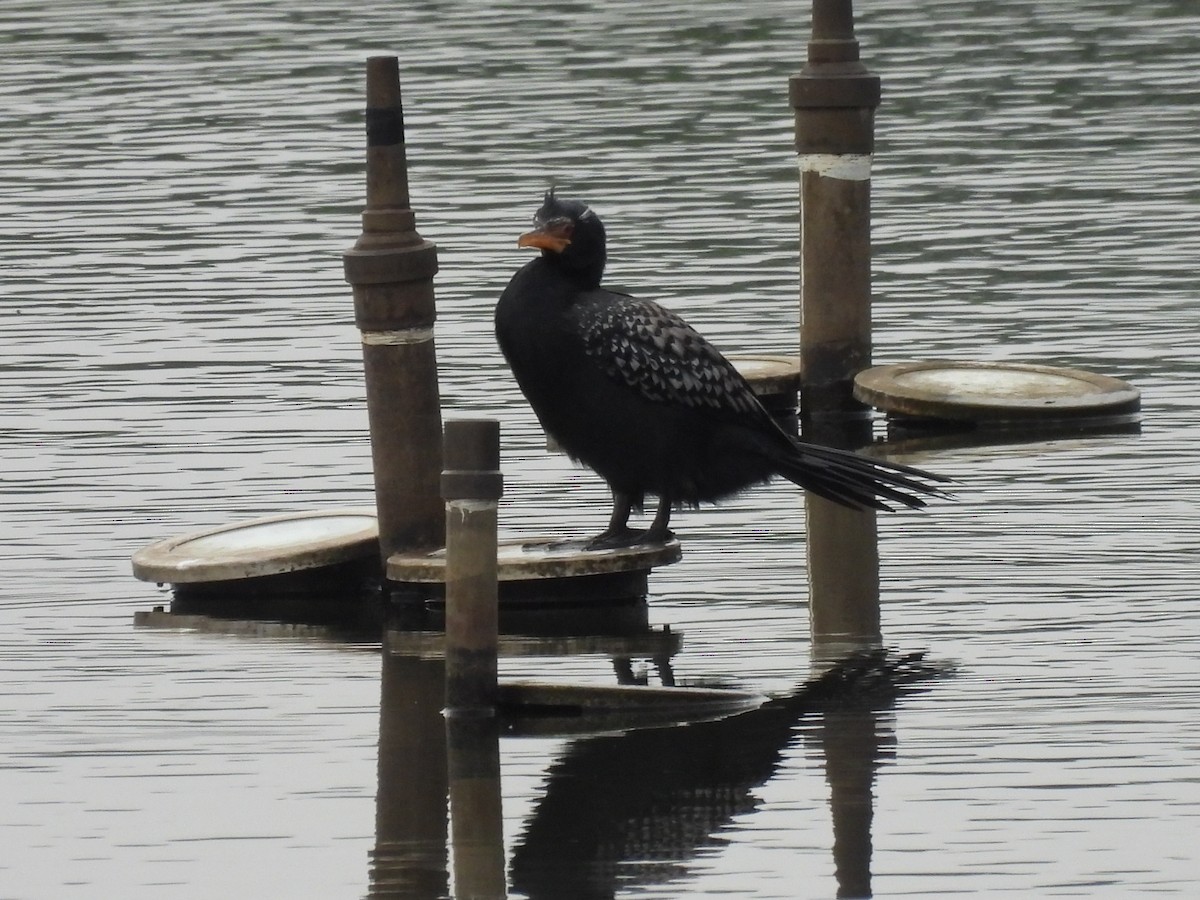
(3, 0, 1199, 896)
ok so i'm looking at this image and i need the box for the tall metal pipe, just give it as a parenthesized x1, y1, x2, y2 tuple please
(792, 2, 883, 649)
(791, 0, 881, 422)
(344, 56, 445, 566)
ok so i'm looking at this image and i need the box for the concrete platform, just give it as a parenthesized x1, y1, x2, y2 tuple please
(854, 360, 1140, 427)
(132, 511, 681, 606)
(387, 537, 682, 605)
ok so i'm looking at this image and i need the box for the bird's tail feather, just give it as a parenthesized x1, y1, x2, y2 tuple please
(774, 440, 951, 511)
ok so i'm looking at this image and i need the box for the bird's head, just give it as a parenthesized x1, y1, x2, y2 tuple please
(517, 189, 606, 285)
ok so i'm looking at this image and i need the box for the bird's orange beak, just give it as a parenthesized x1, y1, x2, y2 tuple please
(517, 220, 573, 253)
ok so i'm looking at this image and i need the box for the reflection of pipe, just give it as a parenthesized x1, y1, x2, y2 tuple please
(344, 56, 445, 565)
(791, 0, 881, 421)
(803, 418, 882, 650)
(806, 496, 880, 647)
(442, 419, 503, 713)
(810, 708, 893, 899)
(370, 651, 449, 898)
(447, 715, 507, 898)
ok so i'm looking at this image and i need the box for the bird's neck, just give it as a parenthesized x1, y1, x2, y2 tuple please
(543, 252, 604, 291)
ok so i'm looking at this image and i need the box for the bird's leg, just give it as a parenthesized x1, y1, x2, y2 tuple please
(641, 496, 675, 544)
(584, 490, 641, 550)
(605, 490, 635, 534)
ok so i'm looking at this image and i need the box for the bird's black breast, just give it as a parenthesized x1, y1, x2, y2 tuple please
(495, 258, 585, 383)
(495, 259, 598, 430)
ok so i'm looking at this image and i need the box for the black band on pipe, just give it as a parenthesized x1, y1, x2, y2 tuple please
(442, 471, 503, 502)
(366, 106, 404, 146)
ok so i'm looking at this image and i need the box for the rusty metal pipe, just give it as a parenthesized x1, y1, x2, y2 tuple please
(344, 56, 445, 566)
(791, 3, 884, 646)
(791, 0, 881, 422)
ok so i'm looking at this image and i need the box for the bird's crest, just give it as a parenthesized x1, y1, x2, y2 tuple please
(538, 184, 596, 223)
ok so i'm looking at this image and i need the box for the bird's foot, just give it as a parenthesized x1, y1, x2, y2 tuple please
(641, 524, 676, 545)
(583, 525, 675, 551)
(583, 526, 644, 551)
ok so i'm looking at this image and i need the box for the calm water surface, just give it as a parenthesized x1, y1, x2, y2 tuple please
(3, 0, 1199, 897)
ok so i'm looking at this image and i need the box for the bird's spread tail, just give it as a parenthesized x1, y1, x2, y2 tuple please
(774, 440, 951, 511)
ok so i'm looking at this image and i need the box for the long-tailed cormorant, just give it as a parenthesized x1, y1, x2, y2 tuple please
(495, 191, 946, 548)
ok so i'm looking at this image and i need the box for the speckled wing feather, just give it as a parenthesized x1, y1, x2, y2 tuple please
(568, 291, 763, 418)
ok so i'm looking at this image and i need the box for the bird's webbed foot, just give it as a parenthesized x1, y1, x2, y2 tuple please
(582, 490, 645, 550)
(640, 523, 676, 545)
(583, 526, 646, 551)
(583, 495, 675, 549)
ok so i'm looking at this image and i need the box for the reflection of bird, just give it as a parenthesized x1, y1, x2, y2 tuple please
(509, 650, 945, 899)
(495, 191, 948, 548)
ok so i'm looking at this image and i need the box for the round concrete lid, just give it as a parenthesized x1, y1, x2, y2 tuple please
(728, 354, 802, 396)
(854, 361, 1140, 424)
(132, 508, 379, 584)
(387, 538, 682, 584)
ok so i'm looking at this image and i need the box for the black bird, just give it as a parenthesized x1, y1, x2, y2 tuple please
(495, 191, 947, 548)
